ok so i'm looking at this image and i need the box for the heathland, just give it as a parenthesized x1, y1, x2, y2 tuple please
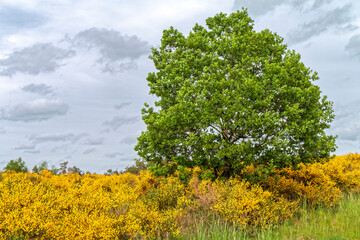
(1, 153, 360, 239)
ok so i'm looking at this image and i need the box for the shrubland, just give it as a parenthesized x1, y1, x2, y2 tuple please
(0, 153, 360, 239)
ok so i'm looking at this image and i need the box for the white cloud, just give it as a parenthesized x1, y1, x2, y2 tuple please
(84, 137, 104, 145)
(0, 43, 75, 76)
(13, 143, 36, 150)
(312, 0, 334, 9)
(29, 133, 89, 147)
(22, 83, 54, 96)
(233, 0, 287, 17)
(120, 134, 138, 145)
(114, 101, 131, 110)
(328, 100, 360, 141)
(287, 4, 355, 44)
(1, 98, 69, 122)
(83, 147, 96, 154)
(345, 34, 360, 59)
(71, 133, 89, 144)
(30, 133, 74, 143)
(103, 116, 139, 131)
(104, 152, 124, 158)
(73, 28, 149, 60)
(233, 0, 336, 17)
(24, 149, 40, 154)
(51, 144, 69, 153)
(69, 28, 150, 73)
(332, 123, 360, 141)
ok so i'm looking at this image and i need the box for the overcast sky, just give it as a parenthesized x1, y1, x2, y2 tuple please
(1, 0, 359, 173)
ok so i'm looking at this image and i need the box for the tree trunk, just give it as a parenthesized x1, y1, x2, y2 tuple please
(221, 166, 233, 179)
(221, 156, 233, 180)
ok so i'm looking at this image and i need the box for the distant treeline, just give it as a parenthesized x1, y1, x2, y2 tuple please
(2, 157, 147, 175)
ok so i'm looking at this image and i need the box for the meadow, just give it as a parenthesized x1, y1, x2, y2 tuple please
(1, 154, 360, 239)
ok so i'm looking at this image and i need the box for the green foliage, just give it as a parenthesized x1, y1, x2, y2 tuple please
(49, 165, 60, 175)
(135, 9, 337, 178)
(105, 169, 120, 175)
(4, 158, 28, 173)
(67, 165, 83, 175)
(32, 161, 49, 174)
(53, 161, 83, 175)
(123, 158, 148, 174)
(32, 161, 81, 175)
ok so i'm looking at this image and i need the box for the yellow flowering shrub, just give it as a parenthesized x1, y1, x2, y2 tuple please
(0, 170, 183, 239)
(320, 153, 360, 193)
(139, 176, 192, 238)
(262, 162, 342, 208)
(212, 179, 298, 230)
(1, 154, 360, 239)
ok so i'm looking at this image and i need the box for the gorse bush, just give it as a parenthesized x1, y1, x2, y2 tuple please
(321, 153, 360, 193)
(0, 170, 185, 239)
(212, 179, 298, 231)
(261, 163, 342, 208)
(257, 153, 360, 208)
(0, 154, 359, 239)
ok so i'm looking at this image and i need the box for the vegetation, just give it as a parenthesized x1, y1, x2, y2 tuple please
(135, 9, 336, 179)
(123, 158, 148, 174)
(3, 157, 28, 173)
(3, 158, 146, 176)
(181, 194, 360, 239)
(32, 161, 49, 174)
(0, 153, 360, 239)
(258, 194, 360, 240)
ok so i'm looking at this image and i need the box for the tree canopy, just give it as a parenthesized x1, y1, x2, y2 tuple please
(4, 158, 28, 173)
(135, 10, 337, 179)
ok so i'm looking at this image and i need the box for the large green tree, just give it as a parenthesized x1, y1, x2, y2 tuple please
(135, 10, 337, 179)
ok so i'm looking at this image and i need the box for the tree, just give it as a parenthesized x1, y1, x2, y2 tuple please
(105, 169, 119, 175)
(32, 161, 49, 174)
(135, 10, 337, 179)
(4, 158, 28, 173)
(67, 165, 83, 175)
(49, 165, 60, 175)
(124, 158, 148, 174)
(59, 161, 68, 174)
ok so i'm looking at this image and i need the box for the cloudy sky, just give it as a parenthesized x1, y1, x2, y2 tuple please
(1, 0, 359, 173)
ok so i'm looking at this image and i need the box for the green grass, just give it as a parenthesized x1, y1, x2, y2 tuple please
(181, 194, 360, 240)
(177, 212, 249, 240)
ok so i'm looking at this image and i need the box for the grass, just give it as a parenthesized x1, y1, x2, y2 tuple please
(177, 211, 248, 240)
(181, 193, 360, 240)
